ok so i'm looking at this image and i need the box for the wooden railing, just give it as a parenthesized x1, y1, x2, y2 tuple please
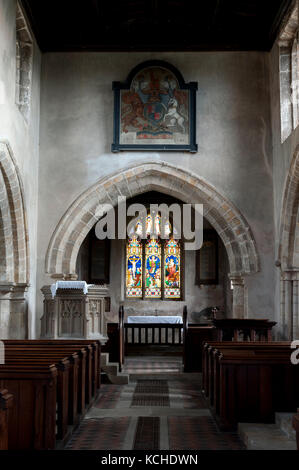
(124, 323, 183, 346)
(106, 308, 277, 373)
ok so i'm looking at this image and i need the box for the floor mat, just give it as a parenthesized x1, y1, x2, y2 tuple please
(133, 417, 160, 450)
(131, 379, 170, 407)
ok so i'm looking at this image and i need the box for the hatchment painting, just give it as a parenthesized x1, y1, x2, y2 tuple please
(112, 60, 197, 152)
(120, 67, 189, 145)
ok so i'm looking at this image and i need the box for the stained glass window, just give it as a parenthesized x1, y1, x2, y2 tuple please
(164, 238, 181, 298)
(126, 214, 182, 300)
(126, 236, 142, 298)
(145, 238, 162, 298)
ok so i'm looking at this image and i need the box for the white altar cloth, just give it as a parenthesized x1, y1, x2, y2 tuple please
(50, 281, 93, 298)
(127, 315, 183, 324)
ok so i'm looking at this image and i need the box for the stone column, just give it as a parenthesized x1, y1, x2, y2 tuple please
(0, 283, 28, 339)
(229, 275, 245, 319)
(281, 269, 299, 340)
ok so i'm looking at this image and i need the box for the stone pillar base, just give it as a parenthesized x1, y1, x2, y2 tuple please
(0, 283, 28, 339)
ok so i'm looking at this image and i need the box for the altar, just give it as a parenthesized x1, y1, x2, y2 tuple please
(127, 315, 183, 324)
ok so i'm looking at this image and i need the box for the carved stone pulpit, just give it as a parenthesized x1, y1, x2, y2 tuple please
(40, 284, 109, 343)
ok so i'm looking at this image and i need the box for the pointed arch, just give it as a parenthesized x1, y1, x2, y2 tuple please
(45, 162, 259, 279)
(0, 141, 29, 284)
(278, 144, 299, 269)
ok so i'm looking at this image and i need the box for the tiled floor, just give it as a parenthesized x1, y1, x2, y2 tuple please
(65, 356, 245, 450)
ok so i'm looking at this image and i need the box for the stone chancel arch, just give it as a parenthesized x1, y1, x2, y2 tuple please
(45, 162, 259, 318)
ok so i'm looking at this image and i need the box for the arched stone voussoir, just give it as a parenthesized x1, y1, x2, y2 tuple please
(0, 141, 29, 284)
(278, 145, 299, 270)
(45, 161, 260, 278)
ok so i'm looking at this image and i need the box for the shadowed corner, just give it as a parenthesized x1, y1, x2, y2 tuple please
(0, 340, 5, 365)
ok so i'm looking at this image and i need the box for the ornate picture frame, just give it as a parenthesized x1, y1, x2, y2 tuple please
(88, 234, 110, 285)
(195, 230, 219, 286)
(112, 60, 197, 153)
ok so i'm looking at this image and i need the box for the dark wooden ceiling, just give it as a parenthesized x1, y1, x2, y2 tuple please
(21, 0, 293, 52)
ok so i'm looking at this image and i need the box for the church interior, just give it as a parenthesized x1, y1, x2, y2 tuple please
(0, 0, 299, 454)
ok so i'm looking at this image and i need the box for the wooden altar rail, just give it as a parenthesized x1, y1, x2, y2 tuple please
(105, 306, 277, 374)
(124, 323, 183, 346)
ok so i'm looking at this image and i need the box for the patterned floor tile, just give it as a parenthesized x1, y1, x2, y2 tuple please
(94, 384, 124, 409)
(168, 416, 245, 450)
(65, 356, 245, 450)
(65, 417, 131, 450)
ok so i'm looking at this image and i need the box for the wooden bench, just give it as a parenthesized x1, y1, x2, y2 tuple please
(0, 389, 13, 450)
(0, 340, 102, 449)
(203, 343, 299, 430)
(202, 341, 290, 402)
(0, 364, 58, 449)
(212, 318, 276, 341)
(4, 339, 101, 399)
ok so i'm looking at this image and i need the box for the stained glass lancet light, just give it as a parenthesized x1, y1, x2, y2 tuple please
(164, 238, 181, 298)
(145, 238, 162, 298)
(126, 214, 182, 299)
(126, 236, 142, 298)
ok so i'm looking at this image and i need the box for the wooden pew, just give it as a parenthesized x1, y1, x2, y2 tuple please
(202, 341, 290, 402)
(212, 318, 276, 341)
(0, 389, 13, 450)
(3, 343, 95, 432)
(293, 412, 299, 450)
(205, 344, 299, 430)
(0, 364, 57, 449)
(1, 340, 102, 449)
(183, 306, 217, 372)
(203, 342, 292, 408)
(4, 350, 73, 440)
(4, 339, 101, 409)
(184, 325, 216, 372)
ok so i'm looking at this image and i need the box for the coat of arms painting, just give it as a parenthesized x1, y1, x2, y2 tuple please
(112, 61, 197, 152)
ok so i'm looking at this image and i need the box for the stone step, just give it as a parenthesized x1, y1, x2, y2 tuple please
(107, 372, 129, 385)
(275, 412, 297, 441)
(100, 353, 110, 367)
(238, 423, 297, 450)
(102, 363, 119, 375)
